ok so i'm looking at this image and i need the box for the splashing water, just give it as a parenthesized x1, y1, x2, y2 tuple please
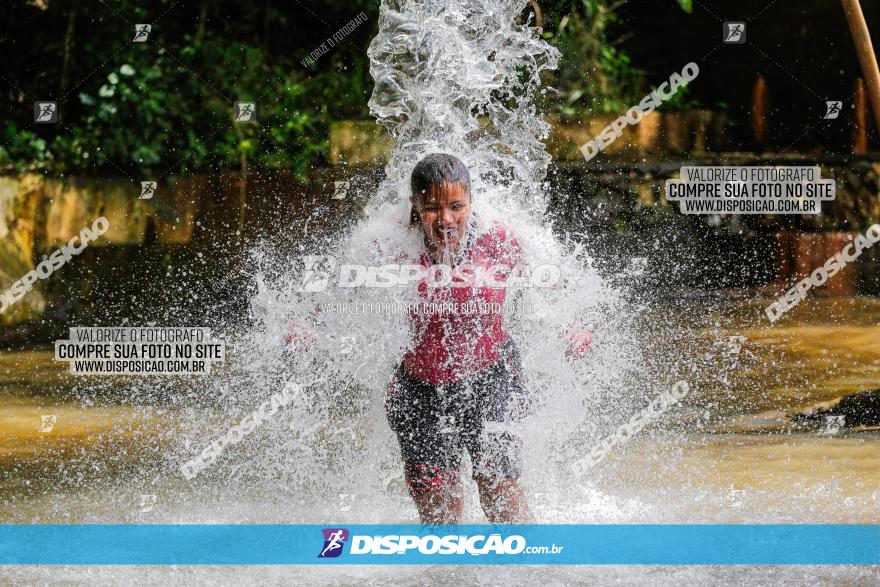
(160, 0, 706, 523)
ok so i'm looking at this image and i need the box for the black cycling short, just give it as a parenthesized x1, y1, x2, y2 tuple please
(385, 340, 530, 492)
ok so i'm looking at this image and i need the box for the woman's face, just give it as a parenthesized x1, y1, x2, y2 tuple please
(415, 181, 472, 254)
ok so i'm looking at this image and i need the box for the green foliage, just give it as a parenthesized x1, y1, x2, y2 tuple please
(543, 2, 642, 115)
(0, 0, 702, 176)
(0, 0, 376, 178)
(655, 83, 701, 111)
(676, 0, 693, 14)
(543, 0, 694, 115)
(0, 125, 53, 172)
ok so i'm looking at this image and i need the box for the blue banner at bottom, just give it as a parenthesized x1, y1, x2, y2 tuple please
(0, 525, 877, 565)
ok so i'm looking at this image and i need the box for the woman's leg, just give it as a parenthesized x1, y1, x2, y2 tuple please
(467, 352, 534, 523)
(475, 474, 533, 523)
(410, 482, 464, 524)
(386, 368, 465, 524)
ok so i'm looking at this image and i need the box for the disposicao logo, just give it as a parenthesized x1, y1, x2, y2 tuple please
(315, 529, 565, 558)
(318, 528, 349, 558)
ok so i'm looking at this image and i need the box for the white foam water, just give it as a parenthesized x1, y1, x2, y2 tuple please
(0, 0, 741, 551)
(161, 0, 688, 525)
(4, 0, 729, 539)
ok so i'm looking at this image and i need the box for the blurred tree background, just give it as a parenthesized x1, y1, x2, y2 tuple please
(0, 0, 377, 179)
(0, 0, 695, 179)
(542, 0, 693, 115)
(1, 0, 875, 178)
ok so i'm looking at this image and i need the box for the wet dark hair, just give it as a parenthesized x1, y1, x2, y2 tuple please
(409, 153, 471, 225)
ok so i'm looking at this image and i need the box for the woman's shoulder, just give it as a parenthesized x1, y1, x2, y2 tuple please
(472, 218, 523, 261)
(475, 219, 518, 245)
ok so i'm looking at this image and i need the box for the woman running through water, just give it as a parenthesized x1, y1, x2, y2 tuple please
(288, 153, 590, 523)
(384, 153, 591, 524)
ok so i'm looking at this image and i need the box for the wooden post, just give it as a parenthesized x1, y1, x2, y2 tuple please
(57, 5, 78, 125)
(775, 230, 796, 283)
(824, 232, 859, 296)
(529, 0, 543, 28)
(853, 78, 868, 154)
(841, 0, 880, 130)
(751, 75, 769, 148)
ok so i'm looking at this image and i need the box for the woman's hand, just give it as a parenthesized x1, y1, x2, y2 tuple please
(562, 320, 592, 359)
